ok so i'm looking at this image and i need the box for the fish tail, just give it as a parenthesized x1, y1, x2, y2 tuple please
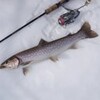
(80, 22, 98, 38)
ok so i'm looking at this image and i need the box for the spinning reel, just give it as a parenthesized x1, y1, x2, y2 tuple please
(58, 0, 91, 26)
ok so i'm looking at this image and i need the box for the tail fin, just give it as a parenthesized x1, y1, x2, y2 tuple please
(80, 22, 98, 38)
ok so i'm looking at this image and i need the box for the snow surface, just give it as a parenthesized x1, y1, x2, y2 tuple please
(0, 0, 100, 100)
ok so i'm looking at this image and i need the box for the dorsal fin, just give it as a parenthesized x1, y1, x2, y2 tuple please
(67, 33, 72, 36)
(38, 39, 48, 46)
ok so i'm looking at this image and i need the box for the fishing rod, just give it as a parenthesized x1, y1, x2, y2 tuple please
(0, 0, 70, 43)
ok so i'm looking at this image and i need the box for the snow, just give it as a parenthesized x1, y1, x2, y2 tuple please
(0, 0, 100, 100)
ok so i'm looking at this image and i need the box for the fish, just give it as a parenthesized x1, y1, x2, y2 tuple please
(0, 22, 98, 75)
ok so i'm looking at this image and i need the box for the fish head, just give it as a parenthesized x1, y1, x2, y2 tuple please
(0, 57, 19, 69)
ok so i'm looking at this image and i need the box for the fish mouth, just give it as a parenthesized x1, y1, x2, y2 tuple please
(0, 57, 20, 69)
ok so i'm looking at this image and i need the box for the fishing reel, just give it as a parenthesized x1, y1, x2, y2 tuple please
(58, 9, 80, 26)
(58, 0, 91, 26)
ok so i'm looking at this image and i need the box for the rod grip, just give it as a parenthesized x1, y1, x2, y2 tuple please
(45, 0, 69, 14)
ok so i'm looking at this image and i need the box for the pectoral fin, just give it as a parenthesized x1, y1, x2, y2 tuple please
(23, 67, 30, 76)
(22, 61, 31, 66)
(50, 57, 59, 62)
